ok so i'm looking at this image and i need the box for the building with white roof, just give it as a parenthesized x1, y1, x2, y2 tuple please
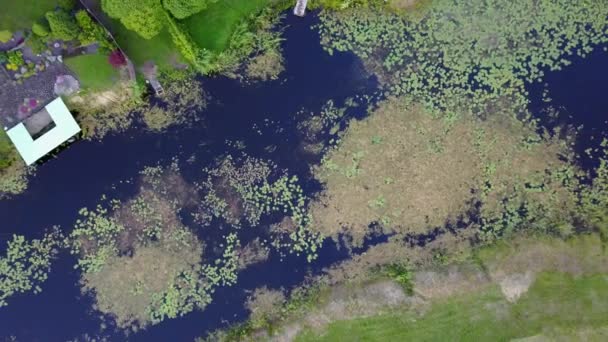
(5, 97, 80, 165)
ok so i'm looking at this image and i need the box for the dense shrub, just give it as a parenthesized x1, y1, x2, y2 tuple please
(102, 0, 166, 39)
(58, 0, 77, 10)
(0, 30, 12, 43)
(162, 0, 218, 19)
(75, 10, 113, 50)
(32, 21, 51, 37)
(46, 10, 80, 41)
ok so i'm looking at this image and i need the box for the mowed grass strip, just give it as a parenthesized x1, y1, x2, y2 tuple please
(65, 53, 118, 91)
(0, 0, 58, 31)
(297, 272, 608, 341)
(182, 0, 271, 52)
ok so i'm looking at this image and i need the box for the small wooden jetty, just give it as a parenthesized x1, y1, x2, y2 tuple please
(294, 0, 308, 17)
(149, 78, 165, 97)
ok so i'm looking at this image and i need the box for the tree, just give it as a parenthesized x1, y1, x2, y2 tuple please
(162, 0, 217, 19)
(32, 21, 51, 37)
(58, 0, 77, 10)
(45, 10, 80, 41)
(101, 0, 165, 39)
(75, 10, 113, 51)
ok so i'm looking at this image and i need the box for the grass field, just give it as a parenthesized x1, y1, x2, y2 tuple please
(182, 0, 271, 51)
(297, 272, 608, 341)
(0, 0, 58, 31)
(108, 18, 179, 69)
(65, 53, 119, 91)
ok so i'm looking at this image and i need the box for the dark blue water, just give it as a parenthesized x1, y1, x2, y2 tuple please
(527, 47, 608, 171)
(0, 13, 376, 341)
(1, 12, 608, 342)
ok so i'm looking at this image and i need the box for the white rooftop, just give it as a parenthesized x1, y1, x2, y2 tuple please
(6, 97, 80, 165)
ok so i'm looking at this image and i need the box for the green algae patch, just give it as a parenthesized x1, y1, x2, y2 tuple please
(0, 230, 63, 308)
(195, 154, 323, 261)
(318, 1, 608, 115)
(310, 97, 578, 244)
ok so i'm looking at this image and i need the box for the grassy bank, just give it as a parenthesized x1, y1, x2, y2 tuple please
(211, 234, 608, 341)
(298, 271, 608, 341)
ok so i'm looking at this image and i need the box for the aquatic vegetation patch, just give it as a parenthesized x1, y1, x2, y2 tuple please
(310, 97, 577, 244)
(0, 229, 63, 307)
(140, 74, 208, 132)
(317, 1, 608, 115)
(244, 48, 285, 82)
(68, 159, 319, 329)
(81, 235, 203, 329)
(68, 82, 141, 140)
(579, 140, 608, 239)
(196, 154, 324, 261)
(0, 161, 31, 199)
(237, 238, 270, 270)
(69, 163, 214, 328)
(296, 99, 349, 160)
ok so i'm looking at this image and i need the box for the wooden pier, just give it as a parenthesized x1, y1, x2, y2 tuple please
(294, 0, 308, 17)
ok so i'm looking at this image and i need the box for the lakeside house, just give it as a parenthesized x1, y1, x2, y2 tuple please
(5, 97, 81, 165)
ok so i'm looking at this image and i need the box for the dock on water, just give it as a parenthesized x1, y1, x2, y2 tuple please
(294, 0, 308, 17)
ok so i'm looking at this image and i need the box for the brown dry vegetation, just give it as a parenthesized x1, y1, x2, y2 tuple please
(0, 161, 30, 198)
(238, 238, 270, 270)
(246, 286, 287, 326)
(68, 82, 139, 139)
(80, 165, 204, 329)
(141, 77, 207, 132)
(83, 240, 202, 329)
(245, 49, 285, 82)
(310, 97, 576, 244)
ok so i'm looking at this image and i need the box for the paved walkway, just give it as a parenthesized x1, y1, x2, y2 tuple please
(0, 63, 74, 129)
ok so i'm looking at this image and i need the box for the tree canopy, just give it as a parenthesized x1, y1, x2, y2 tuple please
(45, 10, 80, 41)
(101, 0, 166, 39)
(163, 0, 217, 19)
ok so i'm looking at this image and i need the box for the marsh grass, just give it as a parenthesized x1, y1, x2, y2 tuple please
(310, 97, 575, 244)
(140, 75, 208, 132)
(75, 164, 206, 329)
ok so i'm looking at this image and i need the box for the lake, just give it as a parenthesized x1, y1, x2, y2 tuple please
(0, 11, 607, 341)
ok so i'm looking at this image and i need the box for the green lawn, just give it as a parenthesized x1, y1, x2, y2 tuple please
(297, 272, 608, 341)
(65, 53, 118, 91)
(0, 0, 59, 31)
(182, 0, 271, 52)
